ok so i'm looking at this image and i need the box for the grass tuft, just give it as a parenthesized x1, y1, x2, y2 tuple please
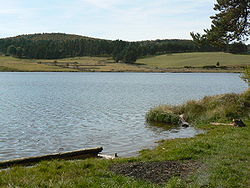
(146, 106, 180, 125)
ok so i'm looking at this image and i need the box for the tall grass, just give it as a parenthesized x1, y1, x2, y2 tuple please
(146, 107, 181, 125)
(147, 89, 250, 124)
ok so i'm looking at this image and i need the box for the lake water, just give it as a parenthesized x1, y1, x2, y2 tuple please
(0, 72, 247, 160)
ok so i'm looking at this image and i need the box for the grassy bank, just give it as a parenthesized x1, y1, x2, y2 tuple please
(147, 89, 250, 124)
(0, 90, 249, 187)
(0, 124, 249, 187)
(1, 52, 249, 72)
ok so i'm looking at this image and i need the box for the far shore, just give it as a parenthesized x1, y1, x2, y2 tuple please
(0, 52, 249, 73)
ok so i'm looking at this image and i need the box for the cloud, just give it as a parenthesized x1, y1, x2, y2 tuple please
(3, 0, 248, 44)
(81, 0, 123, 9)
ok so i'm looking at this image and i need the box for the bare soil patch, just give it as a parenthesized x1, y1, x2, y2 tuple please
(110, 161, 201, 184)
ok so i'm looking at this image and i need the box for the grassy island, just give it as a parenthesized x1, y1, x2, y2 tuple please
(0, 89, 249, 187)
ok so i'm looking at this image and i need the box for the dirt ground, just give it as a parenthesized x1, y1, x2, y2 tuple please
(110, 160, 201, 184)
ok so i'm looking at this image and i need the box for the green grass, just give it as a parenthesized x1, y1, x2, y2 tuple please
(139, 123, 250, 187)
(137, 52, 250, 69)
(0, 159, 158, 188)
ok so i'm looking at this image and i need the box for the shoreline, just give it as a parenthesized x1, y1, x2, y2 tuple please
(0, 69, 245, 73)
(0, 90, 249, 187)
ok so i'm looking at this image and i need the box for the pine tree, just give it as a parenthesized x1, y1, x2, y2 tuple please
(192, 0, 250, 47)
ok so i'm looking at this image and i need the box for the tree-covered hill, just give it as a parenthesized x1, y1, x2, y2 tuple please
(3, 33, 98, 41)
(0, 33, 245, 62)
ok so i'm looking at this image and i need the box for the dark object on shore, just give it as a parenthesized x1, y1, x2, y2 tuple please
(0, 147, 103, 169)
(179, 114, 189, 127)
(233, 119, 246, 127)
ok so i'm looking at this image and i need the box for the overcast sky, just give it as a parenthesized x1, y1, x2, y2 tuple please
(0, 0, 232, 41)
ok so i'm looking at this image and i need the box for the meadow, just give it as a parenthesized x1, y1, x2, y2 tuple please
(0, 56, 77, 72)
(0, 52, 249, 72)
(137, 52, 250, 72)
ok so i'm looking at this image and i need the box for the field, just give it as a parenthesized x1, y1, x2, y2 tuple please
(0, 52, 249, 72)
(0, 56, 77, 72)
(36, 56, 153, 72)
(0, 56, 153, 72)
(137, 52, 250, 72)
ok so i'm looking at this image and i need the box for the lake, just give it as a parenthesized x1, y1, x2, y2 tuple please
(0, 72, 247, 160)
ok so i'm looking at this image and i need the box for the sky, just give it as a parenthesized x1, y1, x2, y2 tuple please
(0, 0, 241, 42)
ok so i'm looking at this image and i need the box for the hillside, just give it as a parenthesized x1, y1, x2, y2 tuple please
(2, 33, 99, 41)
(0, 33, 211, 60)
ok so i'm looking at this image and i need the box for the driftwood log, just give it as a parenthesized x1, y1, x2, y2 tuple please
(211, 119, 246, 127)
(98, 153, 118, 159)
(0, 147, 103, 169)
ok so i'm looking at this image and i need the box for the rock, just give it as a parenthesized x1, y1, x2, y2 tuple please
(179, 114, 189, 127)
(181, 122, 189, 128)
(233, 119, 246, 127)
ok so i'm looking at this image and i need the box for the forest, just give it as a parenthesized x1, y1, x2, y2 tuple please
(0, 33, 248, 63)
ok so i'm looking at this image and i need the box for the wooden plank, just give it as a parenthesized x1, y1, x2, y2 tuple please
(0, 147, 103, 169)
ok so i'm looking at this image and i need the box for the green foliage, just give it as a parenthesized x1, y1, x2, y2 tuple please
(191, 0, 249, 50)
(122, 44, 138, 64)
(190, 32, 218, 51)
(207, 0, 249, 42)
(112, 40, 127, 63)
(0, 33, 218, 62)
(15, 47, 23, 57)
(228, 42, 248, 54)
(6, 45, 17, 56)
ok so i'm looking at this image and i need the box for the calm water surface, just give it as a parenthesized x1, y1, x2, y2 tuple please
(0, 72, 247, 160)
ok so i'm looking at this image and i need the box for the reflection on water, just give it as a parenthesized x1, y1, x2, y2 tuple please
(146, 121, 178, 130)
(0, 72, 247, 160)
